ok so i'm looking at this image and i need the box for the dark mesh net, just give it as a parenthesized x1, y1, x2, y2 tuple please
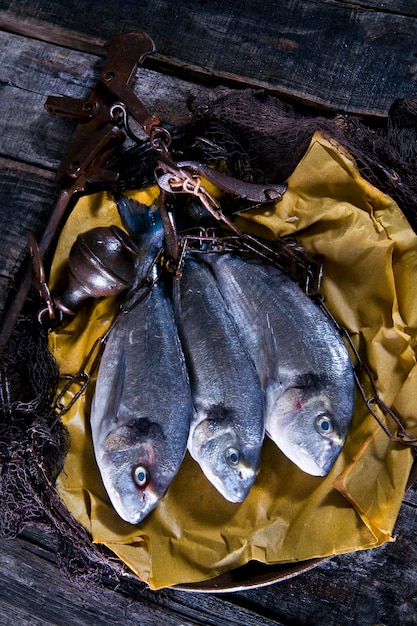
(0, 312, 131, 586)
(108, 89, 417, 230)
(191, 90, 417, 230)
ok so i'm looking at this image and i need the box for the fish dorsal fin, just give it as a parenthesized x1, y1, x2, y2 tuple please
(171, 274, 183, 318)
(259, 312, 279, 386)
(106, 342, 126, 423)
(114, 193, 162, 240)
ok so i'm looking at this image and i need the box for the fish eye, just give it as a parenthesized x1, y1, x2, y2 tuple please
(226, 447, 240, 467)
(315, 415, 334, 437)
(133, 465, 149, 488)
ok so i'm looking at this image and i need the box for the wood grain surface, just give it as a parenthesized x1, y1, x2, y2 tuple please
(1, 2, 417, 624)
(0, 486, 416, 626)
(1, 0, 417, 115)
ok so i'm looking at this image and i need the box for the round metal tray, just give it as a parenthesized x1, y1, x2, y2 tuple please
(174, 557, 328, 593)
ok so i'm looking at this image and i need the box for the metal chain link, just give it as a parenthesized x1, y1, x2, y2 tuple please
(170, 224, 417, 451)
(51, 122, 417, 451)
(53, 221, 417, 451)
(316, 302, 417, 448)
(53, 249, 164, 416)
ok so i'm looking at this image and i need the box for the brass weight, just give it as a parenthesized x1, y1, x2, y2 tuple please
(53, 225, 138, 315)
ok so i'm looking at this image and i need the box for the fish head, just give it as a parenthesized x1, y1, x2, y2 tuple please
(265, 378, 354, 477)
(189, 407, 261, 503)
(95, 417, 174, 525)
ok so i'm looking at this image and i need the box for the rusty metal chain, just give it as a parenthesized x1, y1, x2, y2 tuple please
(53, 217, 417, 451)
(53, 248, 164, 416)
(169, 223, 417, 451)
(51, 121, 417, 451)
(315, 301, 417, 449)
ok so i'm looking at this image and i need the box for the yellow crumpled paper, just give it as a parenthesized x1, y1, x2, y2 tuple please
(49, 132, 417, 590)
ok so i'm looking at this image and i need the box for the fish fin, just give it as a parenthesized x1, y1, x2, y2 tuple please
(113, 193, 162, 239)
(171, 275, 184, 321)
(261, 312, 280, 386)
(105, 343, 127, 423)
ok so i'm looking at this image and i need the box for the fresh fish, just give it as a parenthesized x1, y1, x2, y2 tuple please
(90, 197, 193, 524)
(172, 256, 265, 502)
(202, 253, 355, 476)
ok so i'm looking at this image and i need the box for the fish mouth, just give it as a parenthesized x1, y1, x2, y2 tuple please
(289, 447, 328, 477)
(206, 459, 259, 503)
(214, 476, 256, 503)
(227, 474, 257, 502)
(115, 491, 159, 525)
(279, 436, 342, 477)
(104, 477, 160, 525)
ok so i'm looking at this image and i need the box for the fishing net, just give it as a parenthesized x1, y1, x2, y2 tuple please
(109, 88, 417, 232)
(1, 88, 417, 590)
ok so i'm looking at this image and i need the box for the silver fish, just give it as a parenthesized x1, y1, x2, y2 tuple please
(203, 253, 355, 476)
(172, 256, 265, 502)
(90, 198, 193, 524)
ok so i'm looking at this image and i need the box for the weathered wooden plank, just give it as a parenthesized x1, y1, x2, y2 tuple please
(1, 1, 417, 115)
(0, 159, 57, 313)
(336, 0, 417, 16)
(232, 488, 417, 626)
(0, 31, 205, 169)
(403, 482, 417, 507)
(0, 528, 286, 626)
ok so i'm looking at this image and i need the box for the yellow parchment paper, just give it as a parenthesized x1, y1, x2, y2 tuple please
(49, 132, 417, 589)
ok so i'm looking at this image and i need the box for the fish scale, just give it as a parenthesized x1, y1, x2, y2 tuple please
(202, 253, 355, 477)
(172, 256, 265, 503)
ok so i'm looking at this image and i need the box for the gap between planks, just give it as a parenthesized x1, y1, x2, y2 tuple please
(0, 156, 57, 180)
(0, 10, 371, 116)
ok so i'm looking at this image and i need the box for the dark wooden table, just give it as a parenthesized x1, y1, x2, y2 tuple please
(1, 2, 417, 624)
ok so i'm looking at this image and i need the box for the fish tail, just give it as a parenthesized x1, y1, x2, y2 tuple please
(114, 193, 163, 240)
